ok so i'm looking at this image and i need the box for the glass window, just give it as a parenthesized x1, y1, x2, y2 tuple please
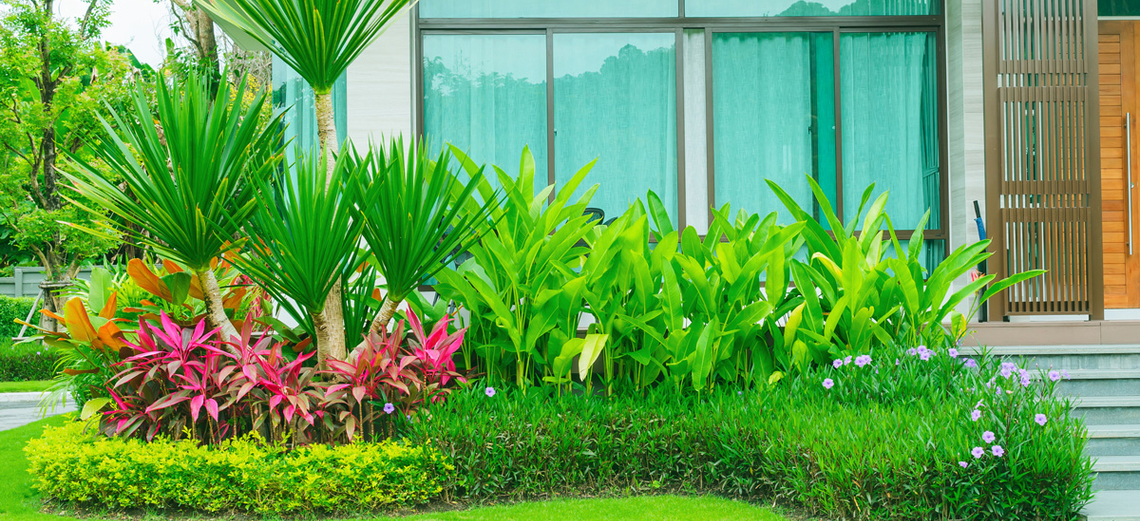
(712, 32, 835, 225)
(422, 34, 548, 183)
(272, 55, 346, 164)
(554, 33, 678, 224)
(420, 0, 677, 18)
(688, 0, 939, 17)
(840, 32, 939, 230)
(1101, 0, 1140, 16)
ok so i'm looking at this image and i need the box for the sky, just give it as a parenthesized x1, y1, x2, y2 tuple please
(56, 0, 173, 66)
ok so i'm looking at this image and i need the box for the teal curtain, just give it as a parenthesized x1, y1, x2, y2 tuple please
(840, 32, 939, 230)
(712, 32, 835, 225)
(553, 33, 678, 224)
(419, 0, 677, 18)
(688, 0, 938, 17)
(422, 34, 548, 185)
(271, 55, 347, 164)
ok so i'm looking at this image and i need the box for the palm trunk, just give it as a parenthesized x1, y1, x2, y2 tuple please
(197, 269, 240, 342)
(368, 296, 400, 335)
(314, 89, 347, 367)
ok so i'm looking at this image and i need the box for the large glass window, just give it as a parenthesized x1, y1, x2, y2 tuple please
(687, 0, 939, 17)
(712, 32, 835, 225)
(422, 34, 548, 183)
(420, 0, 677, 18)
(554, 33, 678, 222)
(840, 32, 939, 230)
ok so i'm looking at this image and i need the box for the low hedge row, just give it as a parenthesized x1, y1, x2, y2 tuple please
(0, 341, 58, 382)
(25, 421, 454, 514)
(407, 384, 1093, 521)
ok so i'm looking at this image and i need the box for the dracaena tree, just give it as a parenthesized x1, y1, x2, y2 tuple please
(64, 72, 284, 342)
(197, 0, 413, 363)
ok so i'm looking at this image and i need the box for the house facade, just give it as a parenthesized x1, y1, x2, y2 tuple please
(265, 0, 1140, 324)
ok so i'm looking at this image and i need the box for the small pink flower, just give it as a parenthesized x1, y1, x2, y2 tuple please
(959, 461, 968, 468)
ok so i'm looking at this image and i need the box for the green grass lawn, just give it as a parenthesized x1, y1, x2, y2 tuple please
(2, 417, 791, 521)
(0, 380, 53, 393)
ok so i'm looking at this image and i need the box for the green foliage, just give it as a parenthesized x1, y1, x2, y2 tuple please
(0, 295, 35, 338)
(25, 420, 453, 514)
(0, 339, 58, 382)
(350, 138, 501, 315)
(198, 0, 411, 95)
(65, 71, 283, 272)
(434, 147, 599, 388)
(0, 0, 129, 280)
(410, 345, 1093, 520)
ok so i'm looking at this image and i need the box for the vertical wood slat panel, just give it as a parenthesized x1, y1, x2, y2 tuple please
(994, 0, 1095, 315)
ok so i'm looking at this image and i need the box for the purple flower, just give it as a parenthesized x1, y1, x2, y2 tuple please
(1062, 370, 1071, 380)
(1019, 370, 1032, 387)
(485, 386, 496, 397)
(948, 348, 959, 358)
(919, 350, 932, 361)
(1035, 413, 1048, 426)
(964, 359, 978, 369)
(971, 409, 982, 422)
(855, 355, 872, 367)
(959, 461, 969, 468)
(383, 403, 395, 415)
(917, 345, 930, 357)
(833, 359, 844, 369)
(982, 431, 996, 443)
(971, 446, 985, 459)
(1049, 370, 1061, 382)
(895, 358, 900, 366)
(822, 378, 835, 390)
(907, 348, 917, 356)
(1000, 362, 1016, 378)
(975, 400, 984, 409)
(991, 445, 1005, 457)
(844, 355, 852, 366)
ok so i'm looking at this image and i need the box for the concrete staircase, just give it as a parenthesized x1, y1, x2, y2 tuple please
(976, 344, 1140, 520)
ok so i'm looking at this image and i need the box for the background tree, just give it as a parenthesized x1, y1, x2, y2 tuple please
(0, 0, 134, 331)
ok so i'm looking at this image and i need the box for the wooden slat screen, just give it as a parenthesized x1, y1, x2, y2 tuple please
(985, 0, 1103, 318)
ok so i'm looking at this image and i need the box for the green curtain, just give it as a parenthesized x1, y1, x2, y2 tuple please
(422, 34, 548, 186)
(553, 33, 678, 224)
(687, 0, 938, 17)
(840, 32, 939, 230)
(271, 55, 347, 164)
(712, 32, 835, 225)
(419, 0, 677, 18)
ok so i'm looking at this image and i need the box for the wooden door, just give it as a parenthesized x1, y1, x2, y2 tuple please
(1101, 22, 1140, 308)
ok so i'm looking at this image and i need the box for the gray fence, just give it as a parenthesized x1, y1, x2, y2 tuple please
(0, 267, 93, 299)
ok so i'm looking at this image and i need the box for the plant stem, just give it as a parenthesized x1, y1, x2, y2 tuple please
(369, 296, 400, 335)
(313, 88, 347, 366)
(197, 269, 240, 342)
(311, 303, 345, 371)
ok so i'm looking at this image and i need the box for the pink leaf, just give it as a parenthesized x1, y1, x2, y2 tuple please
(205, 398, 219, 421)
(269, 394, 283, 410)
(243, 365, 258, 383)
(236, 381, 256, 401)
(352, 386, 367, 404)
(190, 395, 204, 422)
(283, 405, 295, 423)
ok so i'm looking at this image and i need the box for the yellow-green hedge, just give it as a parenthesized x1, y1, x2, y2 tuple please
(25, 421, 454, 514)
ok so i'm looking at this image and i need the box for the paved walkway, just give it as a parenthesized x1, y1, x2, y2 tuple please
(0, 392, 75, 431)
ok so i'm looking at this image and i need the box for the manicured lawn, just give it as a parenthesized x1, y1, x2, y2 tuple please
(3, 417, 791, 521)
(0, 381, 52, 393)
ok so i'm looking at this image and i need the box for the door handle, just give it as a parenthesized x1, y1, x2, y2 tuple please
(1130, 113, 1135, 255)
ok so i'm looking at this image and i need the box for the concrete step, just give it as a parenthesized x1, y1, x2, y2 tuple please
(1089, 425, 1140, 458)
(1084, 490, 1140, 520)
(1094, 457, 1140, 491)
(962, 345, 1140, 371)
(1056, 370, 1140, 397)
(1074, 396, 1140, 425)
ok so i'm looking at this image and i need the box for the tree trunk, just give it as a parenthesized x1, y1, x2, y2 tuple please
(197, 269, 240, 342)
(368, 296, 400, 335)
(314, 89, 346, 367)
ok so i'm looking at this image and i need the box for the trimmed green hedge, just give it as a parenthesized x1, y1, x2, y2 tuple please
(0, 296, 35, 338)
(26, 421, 455, 514)
(0, 340, 57, 382)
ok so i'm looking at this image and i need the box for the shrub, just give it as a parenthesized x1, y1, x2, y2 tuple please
(25, 420, 454, 514)
(0, 339, 59, 381)
(407, 344, 1093, 521)
(0, 295, 35, 338)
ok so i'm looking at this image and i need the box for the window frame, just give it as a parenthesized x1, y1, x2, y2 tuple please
(413, 0, 948, 242)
